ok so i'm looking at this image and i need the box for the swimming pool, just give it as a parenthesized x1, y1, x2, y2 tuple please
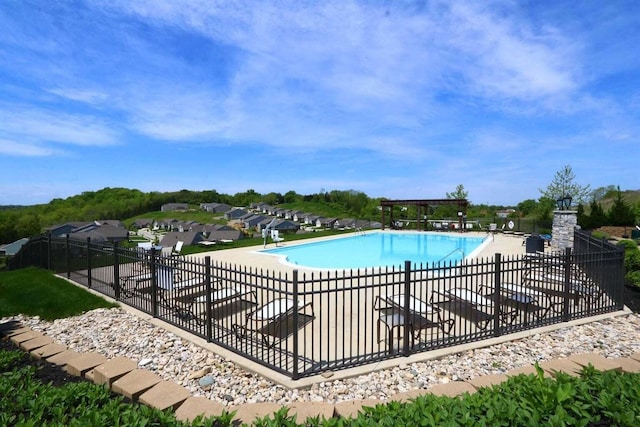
(261, 232, 488, 269)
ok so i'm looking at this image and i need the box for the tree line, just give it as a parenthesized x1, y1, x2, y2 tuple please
(1, 174, 638, 245)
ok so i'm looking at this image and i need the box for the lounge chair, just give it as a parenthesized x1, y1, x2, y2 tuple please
(525, 270, 603, 307)
(172, 241, 184, 256)
(431, 288, 516, 329)
(238, 297, 314, 347)
(168, 284, 257, 325)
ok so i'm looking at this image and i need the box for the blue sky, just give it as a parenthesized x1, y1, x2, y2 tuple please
(1, 1, 638, 206)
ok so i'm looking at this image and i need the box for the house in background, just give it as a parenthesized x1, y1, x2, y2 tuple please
(207, 229, 244, 243)
(161, 203, 189, 212)
(45, 222, 93, 237)
(200, 202, 232, 213)
(0, 238, 29, 256)
(160, 231, 204, 248)
(243, 214, 267, 230)
(225, 208, 248, 220)
(44, 221, 128, 243)
(496, 209, 516, 219)
(272, 219, 300, 233)
(316, 217, 338, 228)
(132, 218, 154, 229)
(68, 222, 129, 243)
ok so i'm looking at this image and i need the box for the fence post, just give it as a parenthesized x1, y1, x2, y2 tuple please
(113, 241, 120, 300)
(150, 248, 158, 318)
(615, 247, 625, 310)
(40, 236, 45, 270)
(563, 247, 572, 322)
(402, 260, 411, 356)
(292, 270, 300, 380)
(86, 237, 92, 289)
(493, 253, 502, 337)
(205, 256, 212, 342)
(65, 235, 71, 279)
(47, 233, 52, 271)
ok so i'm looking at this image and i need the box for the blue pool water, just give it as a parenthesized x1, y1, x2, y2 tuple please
(261, 232, 488, 269)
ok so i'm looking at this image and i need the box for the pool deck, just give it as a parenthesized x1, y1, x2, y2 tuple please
(148, 230, 598, 388)
(191, 230, 528, 273)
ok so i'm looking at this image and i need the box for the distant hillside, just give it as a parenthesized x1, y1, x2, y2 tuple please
(598, 189, 640, 211)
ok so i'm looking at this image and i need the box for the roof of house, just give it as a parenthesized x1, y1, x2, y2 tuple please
(0, 238, 29, 256)
(159, 231, 204, 247)
(207, 229, 243, 242)
(68, 224, 128, 242)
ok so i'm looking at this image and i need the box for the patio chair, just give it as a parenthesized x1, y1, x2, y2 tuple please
(490, 282, 557, 322)
(374, 294, 454, 335)
(374, 293, 454, 352)
(237, 297, 314, 347)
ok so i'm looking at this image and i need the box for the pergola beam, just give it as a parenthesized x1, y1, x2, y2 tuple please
(380, 199, 469, 231)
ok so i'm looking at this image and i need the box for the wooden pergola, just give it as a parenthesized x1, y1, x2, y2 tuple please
(380, 199, 469, 231)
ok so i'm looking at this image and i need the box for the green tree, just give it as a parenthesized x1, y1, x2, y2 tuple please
(283, 191, 301, 204)
(15, 213, 41, 238)
(586, 198, 607, 229)
(539, 165, 591, 205)
(517, 199, 538, 216)
(534, 197, 556, 224)
(608, 186, 636, 226)
(446, 184, 469, 200)
(576, 203, 588, 228)
(262, 192, 283, 205)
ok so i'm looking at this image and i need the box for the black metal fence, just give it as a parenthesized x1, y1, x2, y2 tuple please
(7, 230, 625, 379)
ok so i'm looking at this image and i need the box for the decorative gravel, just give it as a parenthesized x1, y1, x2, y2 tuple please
(6, 308, 640, 407)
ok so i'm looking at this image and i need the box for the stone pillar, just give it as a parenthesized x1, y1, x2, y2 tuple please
(551, 210, 577, 251)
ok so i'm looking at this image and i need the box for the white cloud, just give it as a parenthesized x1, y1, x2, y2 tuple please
(46, 87, 110, 105)
(0, 106, 121, 148)
(441, 2, 579, 100)
(0, 140, 59, 157)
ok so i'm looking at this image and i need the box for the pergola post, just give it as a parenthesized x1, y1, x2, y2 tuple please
(380, 199, 469, 231)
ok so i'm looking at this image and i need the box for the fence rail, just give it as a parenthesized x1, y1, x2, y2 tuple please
(6, 229, 625, 379)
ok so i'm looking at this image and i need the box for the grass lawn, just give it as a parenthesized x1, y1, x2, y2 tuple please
(0, 267, 118, 320)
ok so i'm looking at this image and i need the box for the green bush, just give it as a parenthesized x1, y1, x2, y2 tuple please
(618, 240, 640, 288)
(626, 270, 640, 288)
(591, 230, 609, 240)
(4, 344, 640, 426)
(618, 239, 639, 251)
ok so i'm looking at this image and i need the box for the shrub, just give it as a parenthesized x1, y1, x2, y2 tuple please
(627, 270, 640, 288)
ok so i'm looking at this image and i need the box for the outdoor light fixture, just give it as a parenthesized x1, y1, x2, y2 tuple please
(556, 195, 573, 210)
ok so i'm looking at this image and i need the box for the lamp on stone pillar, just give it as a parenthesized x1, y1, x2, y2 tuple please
(552, 195, 577, 250)
(556, 195, 573, 210)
